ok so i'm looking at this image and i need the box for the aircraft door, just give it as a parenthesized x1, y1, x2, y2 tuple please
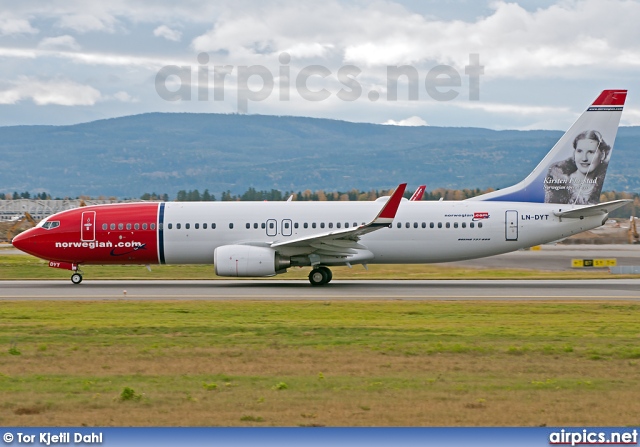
(81, 211, 96, 241)
(505, 210, 518, 241)
(282, 219, 292, 236)
(266, 219, 277, 237)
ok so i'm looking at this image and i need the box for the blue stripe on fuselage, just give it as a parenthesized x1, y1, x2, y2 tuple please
(158, 202, 166, 264)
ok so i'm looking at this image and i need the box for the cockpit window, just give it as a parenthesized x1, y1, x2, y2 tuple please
(42, 221, 60, 230)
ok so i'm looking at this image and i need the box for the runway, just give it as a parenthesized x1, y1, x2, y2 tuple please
(1, 279, 640, 301)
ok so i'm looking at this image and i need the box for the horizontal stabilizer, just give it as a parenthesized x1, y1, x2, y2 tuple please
(553, 200, 631, 219)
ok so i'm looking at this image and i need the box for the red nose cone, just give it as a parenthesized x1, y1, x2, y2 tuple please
(11, 229, 31, 252)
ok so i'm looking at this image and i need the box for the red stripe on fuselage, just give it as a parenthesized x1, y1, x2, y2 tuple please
(13, 203, 161, 265)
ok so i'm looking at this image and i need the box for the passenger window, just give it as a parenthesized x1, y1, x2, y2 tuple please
(118, 223, 123, 230)
(269, 222, 274, 229)
(422, 222, 426, 228)
(285, 222, 290, 229)
(212, 223, 216, 229)
(397, 222, 401, 229)
(470, 222, 475, 228)
(151, 223, 156, 230)
(186, 223, 190, 229)
(430, 222, 434, 228)
(336, 223, 341, 229)
(176, 223, 181, 229)
(142, 223, 148, 230)
(328, 223, 333, 229)
(110, 223, 116, 230)
(254, 223, 258, 229)
(195, 223, 199, 229)
(102, 224, 107, 230)
(203, 223, 208, 229)
(438, 223, 442, 228)
(462, 222, 466, 228)
(345, 223, 349, 228)
(478, 222, 483, 228)
(312, 223, 316, 229)
(320, 223, 325, 229)
(414, 222, 418, 228)
(261, 223, 266, 229)
(454, 223, 458, 228)
(353, 223, 357, 228)
(168, 223, 173, 230)
(126, 223, 132, 230)
(294, 223, 299, 229)
(246, 223, 250, 229)
(229, 223, 234, 229)
(404, 222, 409, 228)
(446, 222, 450, 228)
(134, 223, 140, 230)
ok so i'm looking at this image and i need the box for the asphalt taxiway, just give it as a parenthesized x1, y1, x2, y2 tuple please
(1, 279, 640, 301)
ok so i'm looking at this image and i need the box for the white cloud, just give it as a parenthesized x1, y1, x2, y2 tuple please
(153, 25, 182, 42)
(0, 77, 101, 106)
(113, 91, 137, 103)
(382, 116, 428, 126)
(454, 101, 571, 116)
(188, 0, 640, 79)
(0, 15, 38, 36)
(37, 35, 81, 51)
(56, 13, 117, 33)
(621, 108, 640, 127)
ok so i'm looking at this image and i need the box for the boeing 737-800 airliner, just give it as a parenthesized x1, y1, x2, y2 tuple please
(12, 90, 630, 285)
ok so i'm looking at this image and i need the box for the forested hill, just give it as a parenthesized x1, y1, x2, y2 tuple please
(1, 112, 639, 198)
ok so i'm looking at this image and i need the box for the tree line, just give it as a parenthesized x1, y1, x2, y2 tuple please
(169, 187, 496, 202)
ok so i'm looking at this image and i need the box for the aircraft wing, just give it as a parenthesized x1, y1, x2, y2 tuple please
(553, 199, 631, 219)
(270, 183, 406, 256)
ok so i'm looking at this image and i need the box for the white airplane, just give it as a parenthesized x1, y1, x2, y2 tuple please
(12, 90, 630, 285)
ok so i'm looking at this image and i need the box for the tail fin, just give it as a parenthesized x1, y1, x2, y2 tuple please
(469, 90, 627, 204)
(409, 185, 426, 201)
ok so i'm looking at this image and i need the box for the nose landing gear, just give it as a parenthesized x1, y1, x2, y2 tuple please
(308, 266, 332, 286)
(70, 273, 83, 284)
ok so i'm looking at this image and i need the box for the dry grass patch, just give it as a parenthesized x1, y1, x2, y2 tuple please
(1, 300, 639, 426)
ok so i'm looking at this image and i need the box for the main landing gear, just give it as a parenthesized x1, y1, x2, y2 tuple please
(308, 266, 332, 286)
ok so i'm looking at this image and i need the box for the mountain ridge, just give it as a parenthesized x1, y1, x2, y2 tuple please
(1, 112, 638, 198)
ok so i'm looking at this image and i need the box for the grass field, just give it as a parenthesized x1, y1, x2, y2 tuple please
(1, 300, 639, 426)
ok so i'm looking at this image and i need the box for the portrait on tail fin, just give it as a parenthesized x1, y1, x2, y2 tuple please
(467, 89, 626, 205)
(544, 130, 611, 205)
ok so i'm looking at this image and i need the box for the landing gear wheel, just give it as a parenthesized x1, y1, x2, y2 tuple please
(71, 273, 83, 285)
(309, 267, 332, 286)
(319, 266, 332, 283)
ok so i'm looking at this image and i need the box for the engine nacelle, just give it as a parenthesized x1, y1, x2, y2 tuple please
(214, 245, 290, 277)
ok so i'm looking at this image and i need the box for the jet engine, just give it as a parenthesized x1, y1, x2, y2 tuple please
(214, 245, 290, 277)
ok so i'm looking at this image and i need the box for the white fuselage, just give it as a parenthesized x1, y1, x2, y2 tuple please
(161, 200, 602, 265)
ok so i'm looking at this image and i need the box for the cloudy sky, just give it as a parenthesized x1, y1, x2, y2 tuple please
(0, 0, 639, 130)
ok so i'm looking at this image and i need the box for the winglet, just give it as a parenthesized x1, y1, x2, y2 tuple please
(374, 183, 406, 224)
(410, 185, 426, 201)
(269, 183, 406, 250)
